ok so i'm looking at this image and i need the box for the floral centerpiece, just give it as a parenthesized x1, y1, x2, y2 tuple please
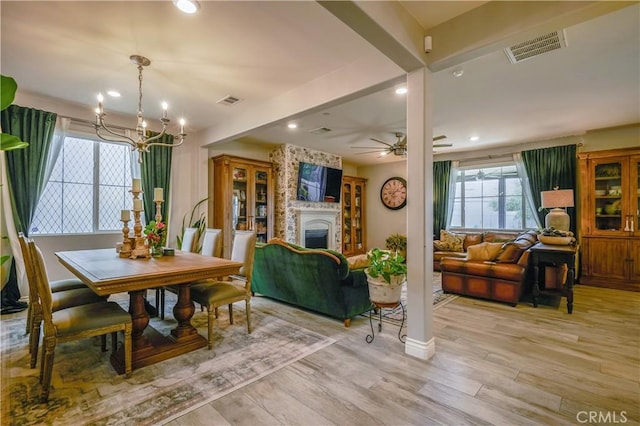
(144, 220, 166, 257)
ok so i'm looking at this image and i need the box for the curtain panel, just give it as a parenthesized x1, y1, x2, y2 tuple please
(1, 104, 57, 306)
(521, 144, 577, 235)
(433, 160, 452, 238)
(1, 105, 58, 235)
(140, 131, 174, 241)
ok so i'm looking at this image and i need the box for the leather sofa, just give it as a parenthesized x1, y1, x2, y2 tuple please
(439, 230, 538, 306)
(433, 230, 521, 271)
(251, 239, 371, 326)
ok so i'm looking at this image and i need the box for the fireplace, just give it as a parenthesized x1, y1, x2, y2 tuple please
(296, 208, 338, 251)
(305, 229, 328, 249)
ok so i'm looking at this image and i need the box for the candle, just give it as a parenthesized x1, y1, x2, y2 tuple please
(133, 199, 143, 212)
(162, 102, 168, 119)
(132, 178, 141, 192)
(154, 187, 164, 202)
(179, 118, 185, 134)
(121, 209, 130, 221)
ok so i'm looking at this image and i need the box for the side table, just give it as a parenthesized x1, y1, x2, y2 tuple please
(530, 242, 578, 314)
(365, 301, 406, 343)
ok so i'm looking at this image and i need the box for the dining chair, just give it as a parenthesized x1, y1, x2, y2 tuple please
(27, 239, 132, 402)
(159, 228, 223, 319)
(189, 230, 257, 349)
(17, 233, 107, 368)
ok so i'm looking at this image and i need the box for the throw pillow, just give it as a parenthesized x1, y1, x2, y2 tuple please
(467, 242, 503, 261)
(463, 233, 483, 251)
(439, 230, 465, 252)
(495, 242, 523, 263)
(347, 254, 369, 270)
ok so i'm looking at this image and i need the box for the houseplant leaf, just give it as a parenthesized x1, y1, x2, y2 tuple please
(1, 133, 29, 151)
(1, 75, 17, 111)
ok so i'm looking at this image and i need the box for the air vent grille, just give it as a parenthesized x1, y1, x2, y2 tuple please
(309, 127, 332, 135)
(505, 30, 567, 64)
(216, 95, 242, 106)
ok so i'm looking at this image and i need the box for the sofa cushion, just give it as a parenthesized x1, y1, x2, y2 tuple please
(495, 242, 524, 263)
(440, 258, 526, 282)
(435, 230, 465, 252)
(463, 233, 483, 251)
(466, 242, 503, 261)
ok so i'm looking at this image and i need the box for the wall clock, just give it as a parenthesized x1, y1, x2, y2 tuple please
(380, 177, 407, 210)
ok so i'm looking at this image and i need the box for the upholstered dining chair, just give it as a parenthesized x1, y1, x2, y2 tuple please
(17, 233, 107, 368)
(27, 239, 132, 402)
(154, 226, 201, 317)
(189, 230, 257, 349)
(159, 228, 223, 319)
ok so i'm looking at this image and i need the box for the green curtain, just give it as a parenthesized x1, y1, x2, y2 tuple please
(1, 105, 57, 235)
(521, 144, 577, 235)
(140, 131, 173, 235)
(433, 160, 452, 238)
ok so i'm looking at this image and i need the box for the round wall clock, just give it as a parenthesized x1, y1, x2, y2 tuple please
(380, 177, 407, 210)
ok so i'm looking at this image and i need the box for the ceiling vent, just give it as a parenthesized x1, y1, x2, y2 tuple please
(216, 95, 242, 106)
(308, 127, 332, 135)
(504, 30, 567, 64)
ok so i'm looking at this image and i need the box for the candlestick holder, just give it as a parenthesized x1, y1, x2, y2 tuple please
(129, 188, 150, 259)
(120, 219, 132, 258)
(154, 200, 163, 223)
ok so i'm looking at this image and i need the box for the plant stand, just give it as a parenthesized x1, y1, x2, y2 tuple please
(365, 300, 406, 344)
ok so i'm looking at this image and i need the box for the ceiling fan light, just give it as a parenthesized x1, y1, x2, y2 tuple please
(173, 0, 200, 14)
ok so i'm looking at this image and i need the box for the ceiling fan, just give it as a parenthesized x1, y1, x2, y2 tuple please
(352, 132, 452, 157)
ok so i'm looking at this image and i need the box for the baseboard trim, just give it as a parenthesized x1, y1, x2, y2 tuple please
(404, 336, 435, 360)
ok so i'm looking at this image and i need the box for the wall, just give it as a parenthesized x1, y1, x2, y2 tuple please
(358, 160, 407, 250)
(269, 144, 342, 246)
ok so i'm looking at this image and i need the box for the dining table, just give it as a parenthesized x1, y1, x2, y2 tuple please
(55, 248, 242, 373)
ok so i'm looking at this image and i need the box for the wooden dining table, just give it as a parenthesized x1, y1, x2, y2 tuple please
(55, 248, 242, 373)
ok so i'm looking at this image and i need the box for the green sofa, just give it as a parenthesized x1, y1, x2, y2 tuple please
(251, 239, 371, 326)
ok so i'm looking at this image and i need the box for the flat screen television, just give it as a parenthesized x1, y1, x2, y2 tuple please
(296, 162, 342, 203)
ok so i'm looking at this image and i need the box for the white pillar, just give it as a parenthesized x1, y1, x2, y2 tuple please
(404, 67, 435, 360)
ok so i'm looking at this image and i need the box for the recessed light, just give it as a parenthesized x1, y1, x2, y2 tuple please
(287, 123, 298, 129)
(469, 136, 479, 141)
(452, 69, 464, 78)
(173, 0, 200, 14)
(395, 87, 408, 95)
(106, 90, 121, 98)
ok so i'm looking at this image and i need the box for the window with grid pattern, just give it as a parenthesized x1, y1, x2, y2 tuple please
(31, 136, 140, 235)
(450, 164, 537, 230)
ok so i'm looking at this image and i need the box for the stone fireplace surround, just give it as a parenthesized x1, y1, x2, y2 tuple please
(270, 144, 342, 251)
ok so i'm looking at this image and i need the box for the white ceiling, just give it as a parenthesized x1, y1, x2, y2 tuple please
(1, 1, 638, 166)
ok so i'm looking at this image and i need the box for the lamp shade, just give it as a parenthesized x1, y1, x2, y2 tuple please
(540, 189, 574, 231)
(540, 189, 574, 208)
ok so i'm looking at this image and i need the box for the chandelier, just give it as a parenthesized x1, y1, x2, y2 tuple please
(94, 54, 186, 163)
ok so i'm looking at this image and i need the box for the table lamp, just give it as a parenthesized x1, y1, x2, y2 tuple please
(540, 188, 574, 231)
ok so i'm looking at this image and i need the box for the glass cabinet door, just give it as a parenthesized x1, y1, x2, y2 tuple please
(254, 167, 269, 243)
(342, 182, 352, 253)
(353, 183, 363, 252)
(593, 159, 624, 233)
(232, 166, 248, 231)
(631, 155, 640, 237)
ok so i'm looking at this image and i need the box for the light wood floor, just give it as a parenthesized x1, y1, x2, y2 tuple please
(165, 285, 640, 426)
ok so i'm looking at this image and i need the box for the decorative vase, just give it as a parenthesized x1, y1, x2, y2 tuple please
(365, 272, 404, 304)
(150, 245, 163, 258)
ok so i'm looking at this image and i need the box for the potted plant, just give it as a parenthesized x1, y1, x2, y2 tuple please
(385, 233, 407, 260)
(365, 248, 407, 304)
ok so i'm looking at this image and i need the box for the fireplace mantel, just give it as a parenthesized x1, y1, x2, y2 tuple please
(296, 208, 339, 251)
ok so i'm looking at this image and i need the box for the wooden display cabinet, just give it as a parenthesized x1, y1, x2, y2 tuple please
(342, 176, 366, 256)
(578, 147, 640, 290)
(209, 155, 273, 258)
